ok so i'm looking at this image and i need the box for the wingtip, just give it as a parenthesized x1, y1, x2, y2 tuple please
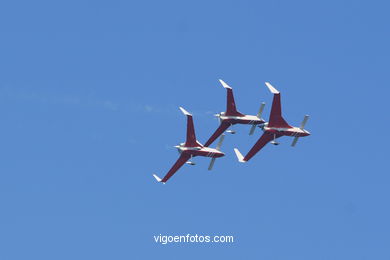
(219, 79, 232, 89)
(265, 82, 280, 94)
(233, 148, 246, 163)
(179, 107, 192, 116)
(153, 174, 165, 184)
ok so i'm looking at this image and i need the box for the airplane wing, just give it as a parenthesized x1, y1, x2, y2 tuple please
(180, 107, 202, 147)
(243, 132, 280, 162)
(204, 122, 230, 147)
(265, 82, 292, 128)
(219, 79, 244, 117)
(154, 153, 192, 183)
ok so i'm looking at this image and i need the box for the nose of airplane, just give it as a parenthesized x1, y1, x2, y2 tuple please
(215, 150, 225, 157)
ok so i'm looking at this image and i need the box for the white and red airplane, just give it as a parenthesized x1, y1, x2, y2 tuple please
(204, 79, 266, 147)
(153, 107, 225, 184)
(234, 82, 310, 162)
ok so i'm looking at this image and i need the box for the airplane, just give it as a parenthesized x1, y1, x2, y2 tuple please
(204, 79, 266, 147)
(234, 82, 310, 163)
(153, 107, 225, 184)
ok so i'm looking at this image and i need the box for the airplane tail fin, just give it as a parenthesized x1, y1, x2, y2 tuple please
(179, 107, 202, 148)
(152, 174, 165, 184)
(234, 148, 246, 163)
(219, 79, 244, 117)
(265, 82, 292, 128)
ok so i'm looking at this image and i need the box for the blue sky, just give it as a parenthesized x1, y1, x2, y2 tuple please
(0, 0, 389, 259)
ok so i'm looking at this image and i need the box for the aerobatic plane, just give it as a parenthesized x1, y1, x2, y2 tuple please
(204, 79, 266, 147)
(153, 107, 225, 184)
(234, 82, 310, 162)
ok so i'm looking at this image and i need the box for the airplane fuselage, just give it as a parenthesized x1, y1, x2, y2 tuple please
(263, 126, 310, 138)
(176, 144, 225, 158)
(219, 113, 265, 126)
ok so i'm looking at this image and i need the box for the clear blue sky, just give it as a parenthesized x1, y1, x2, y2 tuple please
(0, 0, 389, 259)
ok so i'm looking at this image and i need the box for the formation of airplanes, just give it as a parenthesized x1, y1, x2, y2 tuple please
(153, 80, 311, 184)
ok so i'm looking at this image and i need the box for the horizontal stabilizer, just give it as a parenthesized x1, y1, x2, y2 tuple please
(300, 115, 309, 129)
(152, 174, 165, 184)
(234, 148, 246, 163)
(265, 82, 280, 94)
(179, 107, 192, 116)
(291, 136, 299, 147)
(257, 102, 266, 118)
(208, 158, 216, 170)
(216, 134, 225, 151)
(219, 79, 232, 89)
(249, 124, 256, 135)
